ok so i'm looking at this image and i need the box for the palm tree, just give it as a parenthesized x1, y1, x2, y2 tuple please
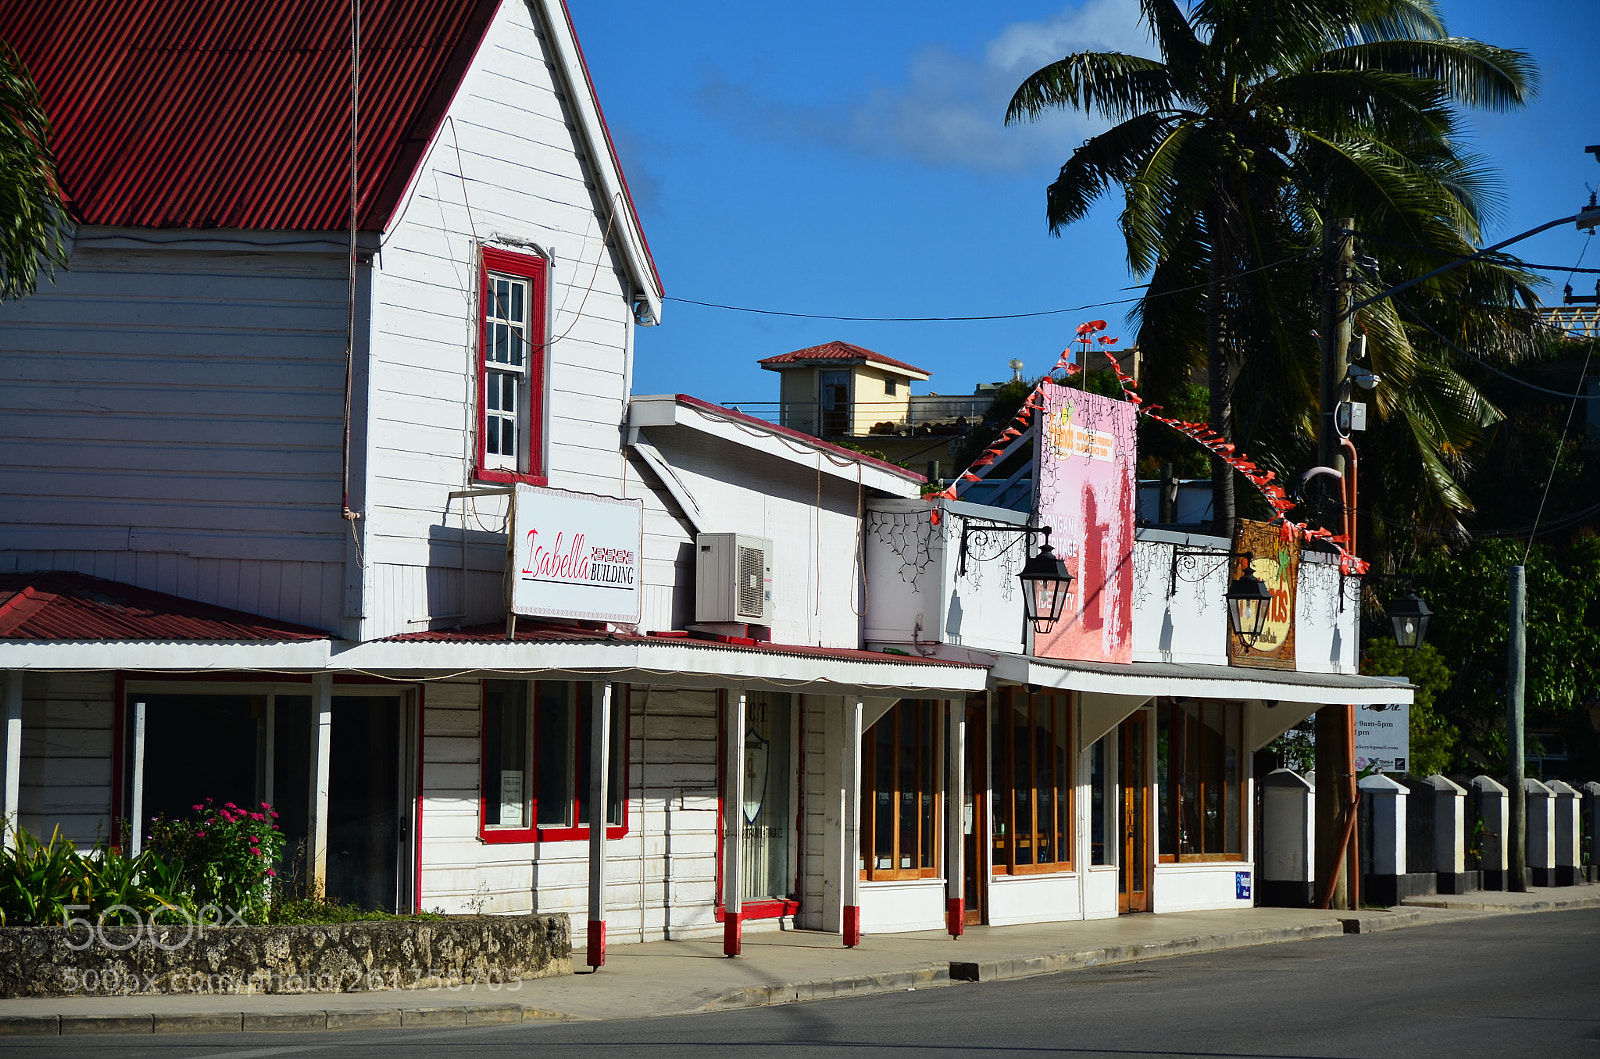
(1006, 0, 1537, 542)
(0, 40, 69, 301)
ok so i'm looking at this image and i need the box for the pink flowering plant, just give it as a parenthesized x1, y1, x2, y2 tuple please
(147, 798, 285, 923)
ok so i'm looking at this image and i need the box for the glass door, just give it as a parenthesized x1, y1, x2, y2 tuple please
(819, 371, 852, 436)
(1119, 712, 1151, 913)
(962, 699, 987, 925)
(740, 693, 792, 904)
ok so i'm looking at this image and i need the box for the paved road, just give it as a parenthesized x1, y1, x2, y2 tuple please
(8, 908, 1599, 1058)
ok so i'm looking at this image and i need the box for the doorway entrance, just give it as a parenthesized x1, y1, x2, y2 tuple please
(1118, 712, 1151, 913)
(819, 371, 852, 436)
(962, 699, 987, 925)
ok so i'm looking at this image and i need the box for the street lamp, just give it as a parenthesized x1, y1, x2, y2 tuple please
(1018, 543, 1073, 633)
(1225, 555, 1274, 648)
(958, 520, 1075, 634)
(1386, 590, 1432, 649)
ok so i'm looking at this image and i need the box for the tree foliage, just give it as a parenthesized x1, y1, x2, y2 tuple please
(1007, 0, 1538, 544)
(0, 40, 69, 301)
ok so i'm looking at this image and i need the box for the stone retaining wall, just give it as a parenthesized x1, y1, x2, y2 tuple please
(0, 915, 570, 998)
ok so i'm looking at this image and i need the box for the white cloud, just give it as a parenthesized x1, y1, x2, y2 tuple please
(702, 0, 1156, 174)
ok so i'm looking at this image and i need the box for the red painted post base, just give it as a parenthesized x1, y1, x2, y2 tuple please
(946, 897, 964, 938)
(586, 920, 606, 968)
(842, 904, 861, 947)
(723, 911, 742, 956)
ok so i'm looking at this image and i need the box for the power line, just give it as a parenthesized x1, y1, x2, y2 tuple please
(664, 252, 1311, 323)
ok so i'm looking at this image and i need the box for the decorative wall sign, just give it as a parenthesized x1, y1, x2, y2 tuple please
(1228, 519, 1298, 670)
(1032, 381, 1137, 663)
(509, 483, 643, 623)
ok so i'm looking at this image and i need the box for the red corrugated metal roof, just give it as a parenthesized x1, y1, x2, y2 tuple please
(0, 0, 498, 230)
(0, 573, 332, 641)
(758, 341, 930, 378)
(387, 622, 976, 667)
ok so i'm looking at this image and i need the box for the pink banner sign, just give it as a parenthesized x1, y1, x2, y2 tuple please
(1031, 381, 1137, 663)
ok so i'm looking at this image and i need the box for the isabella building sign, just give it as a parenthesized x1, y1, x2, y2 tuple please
(509, 484, 643, 624)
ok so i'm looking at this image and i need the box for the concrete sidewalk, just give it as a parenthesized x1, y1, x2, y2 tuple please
(2, 883, 1595, 1037)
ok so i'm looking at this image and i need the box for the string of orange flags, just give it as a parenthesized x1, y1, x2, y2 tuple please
(925, 321, 1369, 577)
(1101, 351, 1370, 577)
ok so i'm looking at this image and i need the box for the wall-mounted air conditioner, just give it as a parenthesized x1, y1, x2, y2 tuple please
(695, 533, 773, 623)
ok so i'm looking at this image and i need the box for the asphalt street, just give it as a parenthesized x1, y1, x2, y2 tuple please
(6, 908, 1597, 1059)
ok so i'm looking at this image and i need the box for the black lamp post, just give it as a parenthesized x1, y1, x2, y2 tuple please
(1386, 590, 1432, 649)
(1019, 543, 1073, 633)
(1225, 555, 1274, 647)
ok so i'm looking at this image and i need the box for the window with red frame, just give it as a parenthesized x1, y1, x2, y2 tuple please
(481, 680, 624, 841)
(476, 247, 548, 484)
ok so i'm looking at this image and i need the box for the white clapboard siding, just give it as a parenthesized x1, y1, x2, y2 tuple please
(0, 243, 353, 630)
(361, 0, 636, 639)
(16, 673, 116, 848)
(629, 429, 867, 646)
(419, 682, 722, 942)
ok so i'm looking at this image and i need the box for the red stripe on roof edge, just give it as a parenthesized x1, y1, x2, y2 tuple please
(673, 394, 926, 483)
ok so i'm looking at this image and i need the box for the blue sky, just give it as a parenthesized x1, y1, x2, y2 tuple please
(572, 0, 1599, 405)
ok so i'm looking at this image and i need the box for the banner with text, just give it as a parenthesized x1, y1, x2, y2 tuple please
(1355, 703, 1410, 774)
(1031, 381, 1137, 664)
(510, 484, 643, 624)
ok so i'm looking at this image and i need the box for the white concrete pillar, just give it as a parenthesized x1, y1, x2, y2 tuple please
(945, 699, 964, 937)
(1525, 778, 1555, 885)
(307, 673, 333, 898)
(722, 688, 745, 957)
(3, 675, 23, 851)
(1549, 779, 1581, 886)
(1425, 775, 1467, 887)
(1260, 768, 1314, 906)
(1583, 782, 1600, 884)
(1471, 775, 1509, 889)
(1361, 774, 1407, 876)
(841, 696, 862, 947)
(588, 681, 612, 967)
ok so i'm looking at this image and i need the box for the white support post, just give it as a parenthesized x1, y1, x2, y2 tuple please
(945, 699, 965, 938)
(129, 700, 147, 856)
(842, 696, 863, 947)
(722, 688, 746, 956)
(2, 675, 22, 851)
(308, 674, 333, 898)
(587, 681, 612, 967)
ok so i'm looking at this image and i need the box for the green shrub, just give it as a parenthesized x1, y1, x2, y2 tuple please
(0, 826, 86, 927)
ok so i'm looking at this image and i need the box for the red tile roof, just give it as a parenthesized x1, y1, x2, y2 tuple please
(759, 341, 930, 378)
(0, 573, 332, 641)
(0, 0, 498, 231)
(386, 622, 975, 667)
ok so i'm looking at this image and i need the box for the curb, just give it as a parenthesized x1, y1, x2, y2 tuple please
(1403, 893, 1600, 914)
(695, 965, 949, 1011)
(1338, 909, 1426, 934)
(948, 921, 1348, 983)
(0, 1003, 570, 1037)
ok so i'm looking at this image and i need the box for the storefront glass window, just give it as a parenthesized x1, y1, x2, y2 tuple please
(860, 700, 939, 881)
(992, 689, 1073, 874)
(1156, 698, 1245, 861)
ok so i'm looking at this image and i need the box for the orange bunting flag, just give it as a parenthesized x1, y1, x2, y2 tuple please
(961, 473, 981, 482)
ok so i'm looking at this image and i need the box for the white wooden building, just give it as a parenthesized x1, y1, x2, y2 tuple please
(0, 0, 1411, 967)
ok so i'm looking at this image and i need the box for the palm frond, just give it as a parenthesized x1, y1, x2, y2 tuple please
(1007, 53, 1180, 125)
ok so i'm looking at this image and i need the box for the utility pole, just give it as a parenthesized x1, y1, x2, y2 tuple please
(1315, 218, 1356, 910)
(1507, 566, 1528, 891)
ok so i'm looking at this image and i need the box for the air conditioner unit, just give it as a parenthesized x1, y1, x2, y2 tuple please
(695, 533, 773, 623)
